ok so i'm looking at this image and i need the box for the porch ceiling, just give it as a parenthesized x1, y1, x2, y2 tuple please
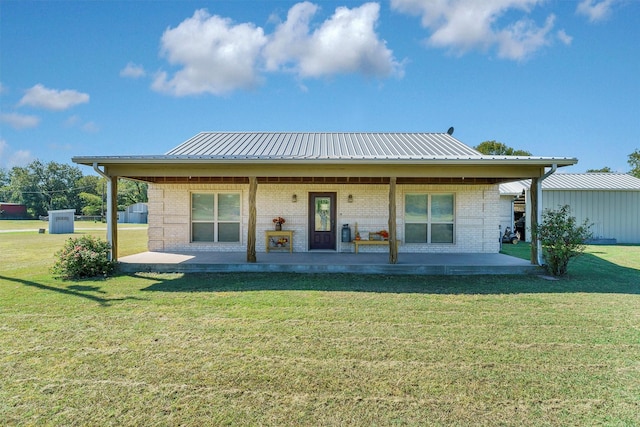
(130, 176, 513, 185)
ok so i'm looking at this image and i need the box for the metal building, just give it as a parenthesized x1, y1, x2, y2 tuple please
(48, 209, 75, 234)
(500, 173, 640, 244)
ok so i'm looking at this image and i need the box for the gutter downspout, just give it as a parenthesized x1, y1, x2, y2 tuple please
(536, 163, 557, 266)
(93, 163, 114, 260)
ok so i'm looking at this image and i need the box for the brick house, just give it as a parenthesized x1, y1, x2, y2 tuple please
(72, 132, 576, 264)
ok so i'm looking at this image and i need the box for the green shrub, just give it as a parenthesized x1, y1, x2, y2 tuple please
(533, 205, 593, 277)
(52, 235, 116, 279)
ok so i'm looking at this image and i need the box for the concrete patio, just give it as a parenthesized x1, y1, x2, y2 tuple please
(118, 251, 541, 275)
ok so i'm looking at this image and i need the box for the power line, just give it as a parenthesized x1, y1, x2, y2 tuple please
(4, 184, 99, 196)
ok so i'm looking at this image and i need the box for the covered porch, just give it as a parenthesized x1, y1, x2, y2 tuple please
(72, 132, 578, 268)
(118, 251, 541, 275)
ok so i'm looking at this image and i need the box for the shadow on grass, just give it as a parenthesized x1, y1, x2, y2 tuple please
(0, 275, 146, 306)
(137, 251, 639, 295)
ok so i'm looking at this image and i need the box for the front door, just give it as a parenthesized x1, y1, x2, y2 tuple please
(309, 192, 336, 250)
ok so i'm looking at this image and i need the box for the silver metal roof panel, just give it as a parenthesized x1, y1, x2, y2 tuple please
(500, 173, 640, 193)
(165, 132, 484, 159)
(542, 173, 640, 190)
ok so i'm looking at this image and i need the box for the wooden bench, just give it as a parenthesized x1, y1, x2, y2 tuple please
(353, 239, 392, 254)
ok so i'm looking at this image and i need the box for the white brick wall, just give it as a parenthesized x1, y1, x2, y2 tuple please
(147, 182, 501, 253)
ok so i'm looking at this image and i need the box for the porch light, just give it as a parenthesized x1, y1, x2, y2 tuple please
(292, 194, 297, 203)
(348, 194, 353, 203)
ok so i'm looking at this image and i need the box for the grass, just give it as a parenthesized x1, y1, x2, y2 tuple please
(1, 221, 639, 426)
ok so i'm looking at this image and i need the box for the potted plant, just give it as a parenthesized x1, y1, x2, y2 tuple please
(273, 216, 286, 231)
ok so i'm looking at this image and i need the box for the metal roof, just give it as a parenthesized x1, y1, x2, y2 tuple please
(500, 173, 640, 194)
(165, 132, 483, 159)
(72, 132, 577, 167)
(543, 173, 640, 190)
(499, 181, 528, 195)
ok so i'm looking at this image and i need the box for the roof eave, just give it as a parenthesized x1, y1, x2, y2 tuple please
(72, 156, 578, 167)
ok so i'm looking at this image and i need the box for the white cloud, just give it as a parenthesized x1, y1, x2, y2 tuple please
(390, 0, 557, 60)
(264, 2, 319, 73)
(152, 9, 267, 96)
(64, 115, 81, 128)
(0, 112, 41, 130)
(557, 29, 573, 45)
(120, 62, 146, 78)
(8, 150, 33, 168)
(153, 3, 402, 96)
(0, 139, 33, 168)
(265, 2, 402, 78)
(82, 121, 99, 133)
(18, 84, 89, 111)
(577, 0, 618, 22)
(64, 115, 99, 133)
(495, 14, 555, 60)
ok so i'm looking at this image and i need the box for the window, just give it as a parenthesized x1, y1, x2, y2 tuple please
(404, 193, 454, 243)
(191, 193, 240, 242)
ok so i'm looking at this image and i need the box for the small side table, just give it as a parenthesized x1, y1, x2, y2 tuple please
(265, 230, 294, 253)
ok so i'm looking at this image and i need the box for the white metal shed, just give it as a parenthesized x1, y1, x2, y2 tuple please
(48, 209, 75, 234)
(500, 173, 640, 244)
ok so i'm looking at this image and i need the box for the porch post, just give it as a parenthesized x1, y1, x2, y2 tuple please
(108, 176, 118, 261)
(388, 176, 398, 264)
(247, 176, 257, 263)
(529, 177, 539, 265)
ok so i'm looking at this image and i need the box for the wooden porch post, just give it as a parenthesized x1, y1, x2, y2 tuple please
(529, 177, 539, 265)
(109, 176, 118, 261)
(388, 176, 398, 264)
(247, 176, 257, 263)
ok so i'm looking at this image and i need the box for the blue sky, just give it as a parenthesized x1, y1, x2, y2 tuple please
(1, 0, 638, 173)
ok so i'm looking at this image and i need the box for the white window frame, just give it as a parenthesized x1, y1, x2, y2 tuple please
(404, 192, 455, 244)
(190, 192, 241, 243)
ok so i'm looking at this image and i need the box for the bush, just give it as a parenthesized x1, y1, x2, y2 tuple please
(52, 235, 116, 279)
(533, 205, 593, 277)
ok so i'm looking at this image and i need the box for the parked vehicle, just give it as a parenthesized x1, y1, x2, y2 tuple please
(501, 226, 520, 244)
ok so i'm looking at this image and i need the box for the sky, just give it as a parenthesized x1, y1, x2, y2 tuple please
(1, 0, 639, 174)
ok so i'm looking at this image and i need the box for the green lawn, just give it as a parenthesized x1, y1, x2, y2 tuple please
(1, 221, 638, 426)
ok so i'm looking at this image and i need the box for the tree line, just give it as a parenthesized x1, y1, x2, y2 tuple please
(0, 160, 147, 218)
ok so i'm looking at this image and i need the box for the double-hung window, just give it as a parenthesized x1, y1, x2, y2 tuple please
(191, 193, 241, 242)
(404, 193, 455, 243)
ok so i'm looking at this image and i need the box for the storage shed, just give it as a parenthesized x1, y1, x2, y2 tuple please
(500, 173, 640, 244)
(48, 209, 76, 234)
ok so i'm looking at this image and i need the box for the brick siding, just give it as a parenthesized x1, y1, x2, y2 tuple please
(147, 182, 500, 253)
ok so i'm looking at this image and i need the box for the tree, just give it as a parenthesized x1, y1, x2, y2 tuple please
(629, 149, 640, 178)
(76, 175, 105, 216)
(76, 175, 102, 197)
(79, 192, 103, 216)
(532, 205, 593, 277)
(475, 140, 532, 156)
(117, 179, 148, 210)
(0, 168, 9, 201)
(0, 167, 8, 187)
(2, 161, 149, 218)
(586, 167, 613, 173)
(7, 160, 84, 216)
